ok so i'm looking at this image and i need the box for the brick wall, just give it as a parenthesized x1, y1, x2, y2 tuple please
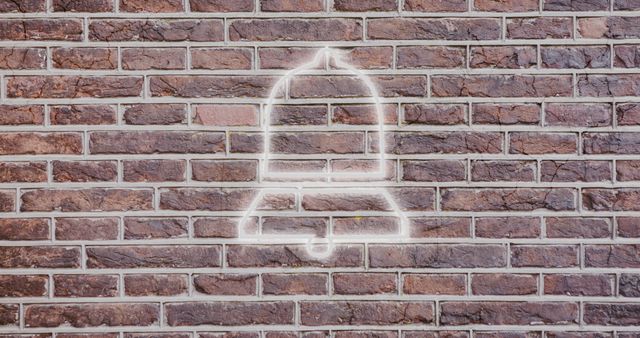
(1, 0, 640, 337)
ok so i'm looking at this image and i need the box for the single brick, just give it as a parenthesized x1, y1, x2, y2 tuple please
(0, 275, 47, 297)
(0, 190, 14, 212)
(262, 273, 328, 295)
(21, 189, 153, 212)
(271, 105, 328, 125)
(0, 48, 46, 69)
(379, 132, 502, 154)
(618, 217, 640, 237)
(471, 160, 536, 182)
(476, 217, 541, 238)
(616, 0, 640, 9)
(397, 46, 466, 69)
(55, 217, 119, 240)
(258, 47, 319, 69)
(584, 133, 640, 154)
(586, 245, 640, 267)
(0, 19, 82, 40)
(510, 132, 577, 154)
(474, 0, 538, 11)
(227, 245, 363, 268)
(52, 47, 116, 69)
(150, 76, 276, 98)
(25, 304, 158, 327)
(619, 273, 640, 296)
(90, 131, 225, 154)
(403, 274, 466, 295)
(122, 48, 185, 70)
(544, 274, 613, 296)
(189, 0, 254, 11)
(124, 217, 188, 239)
(544, 0, 609, 10)
(369, 244, 506, 268)
(472, 103, 540, 125)
(403, 104, 466, 125)
(120, 0, 183, 12)
(6, 76, 142, 98)
(0, 105, 44, 125)
(89, 19, 223, 41)
(124, 274, 188, 296)
(584, 303, 640, 325)
(0, 304, 18, 326)
(402, 160, 466, 182)
(261, 0, 323, 11)
(300, 301, 433, 325)
(333, 273, 397, 295)
(87, 246, 221, 268)
(441, 302, 578, 325)
(541, 161, 612, 182)
(123, 104, 186, 125)
(470, 46, 536, 68)
(541, 46, 610, 69)
(166, 302, 293, 326)
(333, 46, 394, 69)
(615, 45, 640, 67)
(507, 18, 572, 39)
(50, 105, 116, 125)
(545, 103, 611, 127)
(579, 74, 640, 96)
(333, 0, 397, 11)
(160, 188, 276, 211)
(546, 217, 612, 238)
(471, 274, 538, 295)
(0, 218, 49, 240)
(368, 18, 500, 40)
(52, 161, 117, 182)
(0, 162, 47, 182)
(230, 19, 362, 41)
(617, 103, 640, 125)
(583, 189, 640, 211)
(0, 0, 45, 12)
(403, 0, 467, 11)
(511, 245, 579, 267)
(53, 274, 118, 297)
(194, 274, 257, 295)
(290, 75, 427, 98)
(192, 160, 257, 182)
(332, 104, 396, 125)
(52, 0, 113, 11)
(442, 188, 575, 211)
(617, 160, 640, 181)
(432, 75, 573, 97)
(0, 133, 82, 155)
(410, 217, 471, 238)
(193, 104, 258, 126)
(123, 160, 186, 182)
(191, 48, 252, 70)
(0, 246, 80, 268)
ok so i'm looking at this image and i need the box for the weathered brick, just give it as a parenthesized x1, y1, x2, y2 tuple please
(0, 105, 44, 125)
(150, 76, 275, 98)
(55, 217, 119, 240)
(403, 274, 466, 295)
(87, 246, 221, 268)
(21, 189, 152, 212)
(123, 160, 186, 182)
(120, 0, 183, 12)
(584, 303, 640, 325)
(618, 160, 640, 181)
(403, 104, 466, 125)
(190, 0, 254, 11)
(511, 245, 579, 267)
(230, 19, 362, 41)
(0, 162, 47, 182)
(262, 273, 328, 295)
(0, 133, 82, 155)
(261, 0, 323, 11)
(545, 103, 611, 127)
(475, 0, 538, 11)
(124, 217, 188, 239)
(379, 132, 502, 154)
(0, 48, 46, 69)
(300, 301, 433, 325)
(441, 302, 578, 325)
(192, 160, 257, 182)
(369, 244, 505, 268)
(546, 217, 611, 238)
(432, 75, 573, 97)
(470, 46, 536, 68)
(25, 304, 158, 327)
(227, 245, 363, 267)
(403, 0, 467, 11)
(585, 133, 640, 154)
(193, 105, 258, 126)
(194, 274, 257, 295)
(586, 245, 640, 267)
(290, 75, 427, 98)
(616, 0, 640, 9)
(53, 0, 113, 11)
(618, 217, 640, 237)
(510, 132, 577, 154)
(333, 273, 396, 295)
(191, 48, 251, 70)
(270, 132, 364, 154)
(52, 48, 116, 69)
(476, 217, 541, 238)
(579, 75, 640, 97)
(368, 18, 500, 40)
(397, 46, 466, 69)
(0, 304, 18, 325)
(0, 19, 82, 40)
(333, 0, 397, 11)
(541, 161, 611, 182)
(617, 103, 640, 125)
(0, 218, 49, 240)
(410, 217, 471, 238)
(166, 302, 293, 326)
(473, 103, 540, 125)
(6, 76, 142, 98)
(544, 274, 613, 296)
(124, 274, 188, 296)
(544, 0, 609, 10)
(334, 46, 394, 69)
(402, 160, 466, 182)
(160, 188, 286, 211)
(0, 246, 80, 268)
(53, 275, 118, 297)
(122, 48, 185, 70)
(583, 189, 640, 211)
(579, 17, 640, 39)
(50, 105, 116, 125)
(123, 104, 186, 125)
(0, 190, 14, 212)
(90, 131, 224, 154)
(620, 273, 640, 297)
(52, 161, 117, 182)
(615, 45, 640, 67)
(0, 275, 47, 297)
(442, 188, 575, 211)
(542, 46, 610, 69)
(0, 0, 45, 12)
(472, 274, 537, 295)
(472, 160, 536, 182)
(90, 19, 223, 41)
(332, 104, 396, 125)
(507, 18, 572, 39)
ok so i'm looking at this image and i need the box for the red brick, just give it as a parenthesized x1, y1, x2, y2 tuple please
(544, 0, 609, 10)
(150, 76, 275, 98)
(124, 274, 188, 296)
(227, 245, 363, 267)
(546, 217, 612, 238)
(52, 161, 117, 182)
(542, 46, 610, 69)
(90, 19, 223, 41)
(380, 132, 502, 154)
(53, 274, 118, 297)
(0, 162, 47, 182)
(617, 103, 640, 125)
(300, 301, 433, 325)
(55, 217, 119, 240)
(441, 302, 578, 325)
(123, 104, 186, 125)
(25, 303, 158, 327)
(50, 105, 116, 125)
(332, 104, 396, 125)
(0, 48, 46, 69)
(160, 188, 286, 211)
(410, 217, 471, 238)
(507, 17, 572, 39)
(333, 273, 396, 295)
(191, 48, 252, 70)
(616, 0, 640, 9)
(0, 132, 82, 155)
(53, 0, 113, 11)
(193, 218, 249, 238)
(0, 246, 80, 268)
(475, 0, 538, 11)
(87, 246, 221, 268)
(0, 275, 47, 297)
(122, 48, 185, 70)
(0, 218, 49, 240)
(290, 75, 427, 98)
(618, 160, 640, 181)
(470, 46, 537, 68)
(545, 103, 611, 127)
(21, 189, 152, 212)
(541, 161, 611, 182)
(0, 19, 82, 40)
(123, 160, 186, 182)
(90, 131, 224, 154)
(614, 45, 640, 67)
(403, 104, 466, 124)
(0, 0, 45, 12)
(586, 245, 640, 267)
(194, 104, 258, 126)
(471, 274, 538, 295)
(433, 75, 573, 97)
(166, 302, 294, 326)
(194, 274, 257, 295)
(124, 217, 188, 239)
(584, 303, 640, 325)
(192, 160, 257, 182)
(402, 160, 466, 182)
(511, 245, 579, 267)
(472, 160, 536, 182)
(333, 0, 396, 11)
(230, 19, 362, 41)
(258, 47, 318, 69)
(271, 132, 364, 154)
(442, 188, 575, 211)
(262, 273, 328, 295)
(0, 105, 44, 125)
(510, 132, 577, 154)
(52, 48, 116, 69)
(544, 274, 613, 296)
(7, 76, 142, 98)
(476, 217, 541, 238)
(120, 0, 183, 12)
(189, 0, 254, 11)
(369, 244, 506, 268)
(403, 274, 466, 295)
(368, 18, 500, 40)
(333, 47, 394, 69)
(0, 304, 18, 325)
(583, 189, 640, 211)
(473, 103, 540, 125)
(403, 0, 467, 11)
(579, 74, 640, 96)
(0, 190, 14, 212)
(585, 133, 640, 154)
(261, 0, 323, 11)
(618, 217, 640, 237)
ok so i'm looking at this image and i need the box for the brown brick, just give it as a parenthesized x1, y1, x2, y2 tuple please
(333, 0, 396, 11)
(380, 132, 502, 154)
(470, 46, 536, 68)
(270, 132, 364, 154)
(52, 48, 116, 69)
(89, 19, 223, 41)
(53, 161, 117, 182)
(442, 188, 575, 211)
(194, 274, 257, 295)
(25, 304, 158, 327)
(53, 275, 118, 297)
(0, 133, 81, 155)
(541, 160, 611, 182)
(544, 0, 609, 10)
(230, 19, 361, 41)
(192, 160, 257, 182)
(402, 160, 466, 182)
(545, 103, 611, 127)
(0, 304, 18, 325)
(55, 217, 119, 241)
(368, 18, 500, 40)
(122, 48, 185, 70)
(301, 301, 433, 325)
(403, 0, 467, 11)
(586, 244, 640, 268)
(90, 131, 224, 154)
(21, 189, 152, 212)
(511, 245, 579, 267)
(584, 303, 640, 325)
(403, 274, 466, 295)
(473, 103, 540, 125)
(618, 160, 640, 181)
(472, 160, 536, 182)
(0, 218, 49, 240)
(258, 47, 318, 69)
(616, 0, 640, 9)
(120, 0, 183, 12)
(0, 105, 44, 125)
(0, 0, 45, 12)
(332, 104, 396, 125)
(475, 0, 538, 11)
(333, 46, 394, 69)
(50, 105, 116, 125)
(410, 217, 471, 238)
(123, 160, 186, 182)
(0, 48, 46, 69)
(0, 19, 82, 40)
(124, 217, 188, 239)
(290, 75, 427, 98)
(166, 302, 294, 326)
(194, 105, 258, 126)
(441, 302, 578, 325)
(476, 217, 541, 238)
(369, 244, 505, 268)
(397, 46, 465, 69)
(542, 46, 610, 69)
(191, 48, 252, 70)
(7, 76, 142, 98)
(544, 274, 613, 296)
(0, 275, 47, 297)
(333, 273, 396, 295)
(87, 246, 221, 268)
(617, 103, 640, 125)
(615, 45, 640, 67)
(583, 189, 640, 211)
(270, 105, 328, 125)
(0, 190, 14, 212)
(150, 76, 275, 98)
(258, 47, 391, 71)
(0, 162, 47, 182)
(161, 188, 262, 211)
(190, 0, 254, 11)
(403, 104, 466, 125)
(618, 217, 640, 237)
(471, 274, 537, 295)
(585, 133, 640, 154)
(579, 74, 640, 97)
(546, 217, 612, 238)
(620, 273, 640, 296)
(53, 0, 113, 11)
(262, 273, 328, 295)
(124, 274, 188, 296)
(507, 18, 572, 39)
(123, 104, 186, 125)
(227, 245, 363, 267)
(302, 188, 434, 212)
(510, 132, 577, 154)
(261, 0, 323, 11)
(0, 246, 80, 268)
(432, 75, 573, 97)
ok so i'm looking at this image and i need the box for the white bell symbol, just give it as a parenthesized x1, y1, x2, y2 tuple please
(238, 47, 409, 259)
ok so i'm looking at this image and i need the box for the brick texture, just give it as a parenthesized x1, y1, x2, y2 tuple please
(0, 2, 637, 337)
